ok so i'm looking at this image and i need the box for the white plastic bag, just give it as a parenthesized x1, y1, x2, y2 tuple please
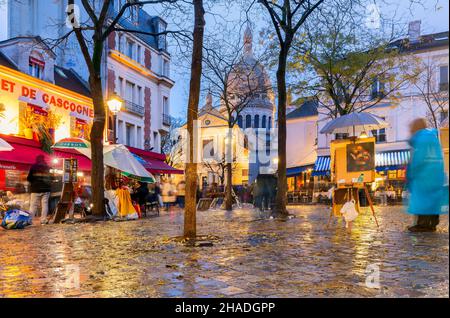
(340, 199, 358, 227)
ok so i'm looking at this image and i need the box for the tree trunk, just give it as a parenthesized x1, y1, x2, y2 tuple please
(274, 47, 289, 217)
(184, 0, 205, 239)
(89, 74, 106, 216)
(225, 162, 233, 210)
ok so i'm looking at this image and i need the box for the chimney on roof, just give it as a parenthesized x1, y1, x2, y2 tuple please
(408, 20, 421, 43)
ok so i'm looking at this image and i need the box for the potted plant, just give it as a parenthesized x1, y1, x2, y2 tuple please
(47, 110, 62, 143)
(20, 112, 37, 139)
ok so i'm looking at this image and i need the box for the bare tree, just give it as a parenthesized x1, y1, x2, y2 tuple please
(290, 0, 421, 119)
(184, 0, 205, 239)
(413, 58, 449, 129)
(62, 0, 181, 216)
(258, 0, 325, 217)
(202, 23, 272, 210)
(202, 154, 238, 186)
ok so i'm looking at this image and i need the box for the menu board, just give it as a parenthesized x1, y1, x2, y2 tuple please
(5, 170, 22, 189)
(63, 158, 78, 183)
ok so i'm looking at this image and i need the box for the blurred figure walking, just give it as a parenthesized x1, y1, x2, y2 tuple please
(406, 118, 448, 232)
(27, 155, 52, 224)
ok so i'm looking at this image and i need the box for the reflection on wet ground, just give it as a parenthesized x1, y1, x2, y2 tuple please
(0, 205, 448, 298)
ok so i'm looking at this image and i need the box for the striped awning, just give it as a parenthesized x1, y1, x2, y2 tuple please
(287, 164, 314, 177)
(311, 150, 410, 175)
(312, 156, 331, 176)
(375, 150, 410, 171)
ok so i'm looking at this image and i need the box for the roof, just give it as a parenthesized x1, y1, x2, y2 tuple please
(54, 66, 91, 98)
(0, 36, 56, 58)
(389, 31, 449, 53)
(287, 99, 318, 120)
(109, 4, 164, 52)
(0, 51, 17, 70)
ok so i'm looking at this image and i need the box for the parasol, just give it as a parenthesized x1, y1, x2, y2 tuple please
(320, 112, 389, 135)
(0, 137, 13, 151)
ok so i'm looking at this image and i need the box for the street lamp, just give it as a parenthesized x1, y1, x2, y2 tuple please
(107, 94, 123, 144)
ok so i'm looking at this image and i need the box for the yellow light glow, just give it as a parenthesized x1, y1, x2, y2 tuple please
(107, 95, 123, 114)
(360, 131, 369, 138)
(273, 158, 279, 165)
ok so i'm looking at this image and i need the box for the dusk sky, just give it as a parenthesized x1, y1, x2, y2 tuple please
(161, 0, 449, 119)
(0, 0, 448, 118)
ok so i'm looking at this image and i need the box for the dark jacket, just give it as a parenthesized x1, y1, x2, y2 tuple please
(132, 184, 150, 205)
(27, 162, 52, 193)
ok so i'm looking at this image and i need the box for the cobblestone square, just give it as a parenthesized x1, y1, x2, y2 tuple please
(0, 205, 448, 298)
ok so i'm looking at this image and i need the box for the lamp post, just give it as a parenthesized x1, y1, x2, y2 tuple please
(107, 94, 123, 144)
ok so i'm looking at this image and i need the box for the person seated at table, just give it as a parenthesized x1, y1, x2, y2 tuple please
(131, 182, 149, 209)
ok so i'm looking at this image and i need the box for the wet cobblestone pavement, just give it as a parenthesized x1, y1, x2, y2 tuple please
(0, 205, 448, 298)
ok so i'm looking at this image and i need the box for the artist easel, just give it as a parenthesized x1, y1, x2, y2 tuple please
(327, 137, 379, 229)
(326, 184, 379, 228)
(52, 158, 77, 223)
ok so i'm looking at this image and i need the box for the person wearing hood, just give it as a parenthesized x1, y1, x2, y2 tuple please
(406, 118, 448, 232)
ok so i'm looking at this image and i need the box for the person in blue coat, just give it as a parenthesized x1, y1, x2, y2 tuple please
(406, 118, 449, 232)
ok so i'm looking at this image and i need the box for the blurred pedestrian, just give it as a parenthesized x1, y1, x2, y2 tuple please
(161, 178, 177, 211)
(406, 118, 448, 232)
(176, 180, 186, 209)
(27, 155, 51, 224)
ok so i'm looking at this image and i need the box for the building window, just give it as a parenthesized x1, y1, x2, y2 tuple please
(335, 133, 349, 140)
(254, 115, 259, 128)
(137, 126, 142, 149)
(268, 117, 272, 129)
(126, 81, 135, 102)
(29, 56, 44, 79)
(118, 77, 124, 96)
(163, 96, 169, 115)
(137, 86, 142, 105)
(137, 45, 142, 64)
(202, 139, 214, 159)
(117, 34, 123, 53)
(237, 115, 243, 128)
(439, 65, 448, 91)
(371, 77, 385, 100)
(127, 40, 134, 59)
(245, 115, 252, 128)
(261, 115, 267, 128)
(157, 20, 167, 51)
(371, 127, 386, 143)
(162, 59, 169, 77)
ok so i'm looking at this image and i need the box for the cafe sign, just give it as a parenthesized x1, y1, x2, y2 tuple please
(0, 74, 93, 118)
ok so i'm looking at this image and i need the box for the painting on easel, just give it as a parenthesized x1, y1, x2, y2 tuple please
(346, 142, 375, 172)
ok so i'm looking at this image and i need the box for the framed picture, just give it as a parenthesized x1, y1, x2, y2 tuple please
(346, 142, 375, 172)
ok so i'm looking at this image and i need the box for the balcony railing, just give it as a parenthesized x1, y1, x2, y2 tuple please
(124, 100, 145, 116)
(162, 114, 171, 126)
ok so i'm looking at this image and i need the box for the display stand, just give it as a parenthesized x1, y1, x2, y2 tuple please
(52, 158, 77, 223)
(327, 137, 379, 229)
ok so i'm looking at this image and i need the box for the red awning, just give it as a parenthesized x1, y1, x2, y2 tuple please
(126, 146, 183, 175)
(0, 134, 91, 171)
(0, 135, 49, 169)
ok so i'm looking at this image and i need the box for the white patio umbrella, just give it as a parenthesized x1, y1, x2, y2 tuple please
(0, 137, 13, 151)
(320, 112, 389, 135)
(78, 144, 155, 182)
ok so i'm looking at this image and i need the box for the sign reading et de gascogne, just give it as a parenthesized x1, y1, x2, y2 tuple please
(0, 74, 93, 118)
